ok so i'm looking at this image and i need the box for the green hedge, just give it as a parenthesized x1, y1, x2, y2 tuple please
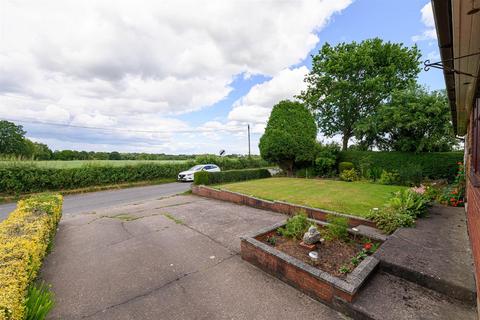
(338, 151, 463, 183)
(0, 157, 269, 195)
(194, 168, 271, 185)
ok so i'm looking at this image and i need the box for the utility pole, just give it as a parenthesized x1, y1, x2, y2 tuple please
(247, 124, 251, 158)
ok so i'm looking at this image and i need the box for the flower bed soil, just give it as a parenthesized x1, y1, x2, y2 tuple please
(256, 230, 376, 278)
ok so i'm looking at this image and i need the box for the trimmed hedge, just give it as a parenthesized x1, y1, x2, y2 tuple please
(0, 163, 192, 195)
(194, 168, 271, 185)
(0, 194, 63, 320)
(0, 157, 270, 195)
(338, 151, 463, 183)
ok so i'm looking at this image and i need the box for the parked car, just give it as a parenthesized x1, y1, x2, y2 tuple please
(177, 164, 221, 182)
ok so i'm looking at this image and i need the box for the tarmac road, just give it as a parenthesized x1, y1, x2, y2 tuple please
(0, 182, 191, 221)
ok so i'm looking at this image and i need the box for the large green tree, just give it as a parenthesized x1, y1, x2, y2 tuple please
(259, 100, 317, 175)
(0, 120, 28, 156)
(300, 38, 421, 150)
(356, 86, 457, 152)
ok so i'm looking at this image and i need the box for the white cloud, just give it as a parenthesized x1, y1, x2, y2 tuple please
(0, 0, 351, 153)
(228, 67, 309, 132)
(412, 3, 437, 42)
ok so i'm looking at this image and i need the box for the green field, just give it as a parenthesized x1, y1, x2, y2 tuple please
(0, 160, 189, 168)
(217, 177, 407, 217)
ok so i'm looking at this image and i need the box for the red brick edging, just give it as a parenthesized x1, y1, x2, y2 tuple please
(191, 185, 376, 228)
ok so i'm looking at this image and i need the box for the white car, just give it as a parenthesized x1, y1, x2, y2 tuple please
(177, 164, 221, 182)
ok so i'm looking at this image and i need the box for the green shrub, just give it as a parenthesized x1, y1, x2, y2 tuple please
(25, 282, 55, 320)
(193, 171, 210, 185)
(277, 212, 313, 239)
(314, 143, 340, 176)
(340, 168, 358, 182)
(325, 214, 349, 241)
(378, 170, 400, 185)
(367, 189, 430, 234)
(193, 168, 271, 185)
(338, 161, 354, 173)
(438, 162, 465, 207)
(338, 151, 463, 183)
(387, 189, 430, 218)
(0, 156, 270, 195)
(0, 194, 62, 320)
(367, 207, 415, 234)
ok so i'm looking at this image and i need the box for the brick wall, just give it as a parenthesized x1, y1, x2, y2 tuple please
(192, 185, 376, 228)
(240, 240, 335, 303)
(467, 182, 480, 311)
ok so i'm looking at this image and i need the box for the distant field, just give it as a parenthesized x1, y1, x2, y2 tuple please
(0, 160, 190, 168)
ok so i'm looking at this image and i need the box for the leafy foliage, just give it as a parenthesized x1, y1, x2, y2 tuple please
(0, 194, 62, 320)
(356, 85, 458, 152)
(0, 157, 269, 195)
(339, 168, 358, 182)
(338, 151, 463, 183)
(300, 38, 421, 150)
(0, 121, 28, 157)
(325, 214, 349, 241)
(367, 189, 430, 234)
(378, 170, 400, 185)
(277, 212, 313, 240)
(193, 168, 271, 186)
(439, 162, 465, 207)
(25, 282, 55, 320)
(338, 162, 354, 173)
(313, 142, 340, 176)
(259, 100, 317, 175)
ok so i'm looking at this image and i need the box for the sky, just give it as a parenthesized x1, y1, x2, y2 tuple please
(0, 0, 444, 155)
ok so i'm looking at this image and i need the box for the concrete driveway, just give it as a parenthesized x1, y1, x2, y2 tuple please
(0, 182, 191, 221)
(41, 194, 346, 320)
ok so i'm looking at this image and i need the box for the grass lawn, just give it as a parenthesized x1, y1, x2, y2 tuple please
(217, 177, 408, 217)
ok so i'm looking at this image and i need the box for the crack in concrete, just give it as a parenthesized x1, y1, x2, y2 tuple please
(80, 254, 238, 319)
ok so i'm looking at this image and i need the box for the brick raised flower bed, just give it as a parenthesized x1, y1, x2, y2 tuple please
(240, 221, 381, 304)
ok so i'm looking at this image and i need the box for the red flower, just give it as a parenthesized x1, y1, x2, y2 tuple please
(450, 198, 456, 202)
(364, 243, 372, 251)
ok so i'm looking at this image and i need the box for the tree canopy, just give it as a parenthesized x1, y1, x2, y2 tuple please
(355, 86, 458, 152)
(259, 100, 317, 175)
(300, 38, 421, 150)
(0, 120, 28, 156)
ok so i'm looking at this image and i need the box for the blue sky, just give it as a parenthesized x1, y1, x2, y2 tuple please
(0, 0, 443, 154)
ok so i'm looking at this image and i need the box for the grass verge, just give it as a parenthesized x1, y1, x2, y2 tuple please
(216, 177, 407, 217)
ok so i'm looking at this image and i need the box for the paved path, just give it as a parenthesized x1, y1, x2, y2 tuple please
(0, 182, 191, 221)
(41, 195, 346, 320)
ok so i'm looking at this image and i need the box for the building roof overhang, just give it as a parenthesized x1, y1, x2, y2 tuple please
(431, 0, 480, 136)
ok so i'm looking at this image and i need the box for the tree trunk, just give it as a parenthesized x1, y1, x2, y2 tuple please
(342, 134, 349, 151)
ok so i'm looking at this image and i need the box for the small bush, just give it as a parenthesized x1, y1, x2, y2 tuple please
(325, 214, 349, 241)
(340, 168, 358, 182)
(367, 207, 415, 234)
(0, 194, 62, 320)
(439, 162, 465, 207)
(193, 171, 210, 185)
(378, 170, 400, 185)
(367, 189, 430, 234)
(338, 162, 354, 173)
(193, 168, 271, 185)
(313, 142, 340, 176)
(277, 212, 313, 240)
